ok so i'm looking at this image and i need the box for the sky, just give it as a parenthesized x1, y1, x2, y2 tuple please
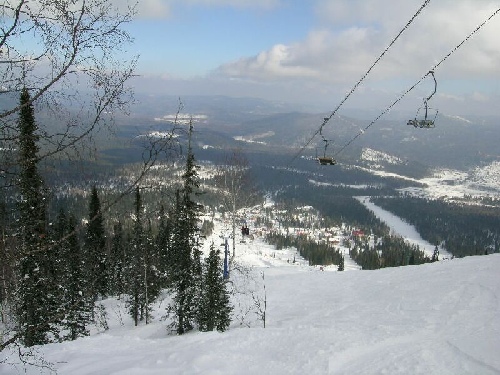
(119, 0, 500, 116)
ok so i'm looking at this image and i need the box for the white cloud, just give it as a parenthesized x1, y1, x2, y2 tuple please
(471, 92, 490, 102)
(182, 0, 280, 9)
(314, 0, 415, 28)
(129, 0, 499, 116)
(215, 0, 500, 85)
(438, 93, 465, 102)
(138, 1, 171, 18)
(129, 0, 280, 18)
(216, 44, 317, 80)
(215, 26, 392, 84)
(384, 0, 500, 78)
(110, 0, 171, 19)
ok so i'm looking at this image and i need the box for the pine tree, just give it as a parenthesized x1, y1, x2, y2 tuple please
(58, 212, 92, 341)
(168, 189, 196, 334)
(156, 205, 171, 289)
(84, 186, 107, 300)
(144, 218, 162, 323)
(432, 245, 439, 262)
(126, 187, 146, 326)
(109, 221, 126, 296)
(123, 188, 159, 325)
(167, 121, 204, 335)
(338, 254, 345, 271)
(0, 197, 10, 313)
(409, 253, 416, 265)
(198, 243, 232, 332)
(15, 88, 52, 346)
(50, 209, 69, 341)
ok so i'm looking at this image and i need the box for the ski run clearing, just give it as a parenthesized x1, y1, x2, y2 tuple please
(1, 205, 499, 375)
(356, 197, 453, 259)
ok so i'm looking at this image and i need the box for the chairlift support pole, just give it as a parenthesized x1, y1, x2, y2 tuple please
(223, 237, 229, 279)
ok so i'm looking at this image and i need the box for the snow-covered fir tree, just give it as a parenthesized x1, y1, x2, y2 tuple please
(125, 187, 147, 326)
(167, 121, 204, 335)
(84, 186, 108, 301)
(56, 211, 92, 341)
(15, 88, 54, 346)
(338, 254, 345, 271)
(156, 205, 172, 289)
(198, 243, 232, 332)
(109, 221, 126, 296)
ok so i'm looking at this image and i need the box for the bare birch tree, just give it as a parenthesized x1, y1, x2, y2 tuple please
(0, 0, 138, 181)
(214, 149, 260, 259)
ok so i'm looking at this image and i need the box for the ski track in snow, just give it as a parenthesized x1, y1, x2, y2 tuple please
(1, 216, 499, 374)
(355, 196, 452, 258)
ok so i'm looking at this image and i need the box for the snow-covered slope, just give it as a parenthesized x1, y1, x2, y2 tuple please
(400, 161, 500, 199)
(2, 225, 499, 375)
(361, 147, 405, 169)
(470, 161, 500, 192)
(356, 196, 453, 259)
(355, 155, 500, 200)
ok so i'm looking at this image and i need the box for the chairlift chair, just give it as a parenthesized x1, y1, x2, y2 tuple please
(316, 138, 336, 165)
(407, 71, 438, 128)
(318, 156, 336, 165)
(407, 104, 438, 128)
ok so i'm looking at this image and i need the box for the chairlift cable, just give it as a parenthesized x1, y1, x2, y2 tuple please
(290, 0, 433, 164)
(334, 6, 500, 157)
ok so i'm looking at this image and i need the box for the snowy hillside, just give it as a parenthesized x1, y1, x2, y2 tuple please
(361, 148, 405, 168)
(355, 157, 500, 201)
(356, 197, 452, 259)
(470, 161, 500, 192)
(2, 218, 499, 374)
(401, 161, 500, 200)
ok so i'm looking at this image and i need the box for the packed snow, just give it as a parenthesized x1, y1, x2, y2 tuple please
(1, 215, 499, 374)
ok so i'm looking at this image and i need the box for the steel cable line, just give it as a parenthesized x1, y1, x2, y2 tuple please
(334, 6, 500, 157)
(291, 0, 433, 163)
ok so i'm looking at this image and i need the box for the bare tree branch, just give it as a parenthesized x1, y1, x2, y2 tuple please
(1, 0, 138, 179)
(213, 149, 261, 258)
